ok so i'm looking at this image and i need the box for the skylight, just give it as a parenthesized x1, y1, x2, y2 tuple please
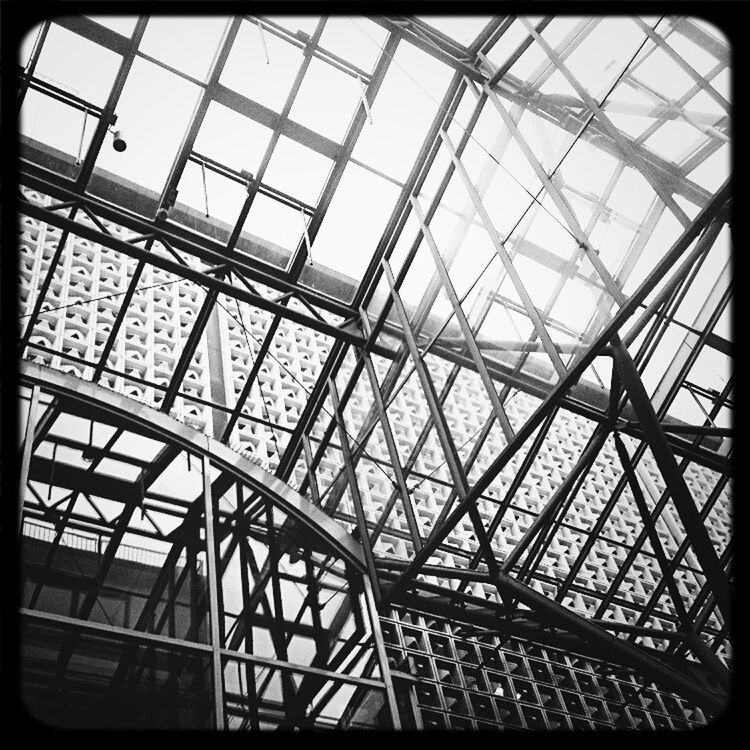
(16, 14, 732, 398)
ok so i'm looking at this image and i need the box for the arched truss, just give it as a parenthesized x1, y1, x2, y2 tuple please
(13, 12, 732, 728)
(18, 362, 397, 730)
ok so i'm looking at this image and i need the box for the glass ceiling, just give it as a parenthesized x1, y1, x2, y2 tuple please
(18, 14, 729, 336)
(15, 13, 733, 688)
(15, 12, 732, 449)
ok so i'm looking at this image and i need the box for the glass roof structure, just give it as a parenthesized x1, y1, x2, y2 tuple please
(12, 12, 732, 728)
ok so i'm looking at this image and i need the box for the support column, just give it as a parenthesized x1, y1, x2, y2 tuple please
(613, 433, 729, 692)
(205, 301, 230, 440)
(381, 260, 504, 607)
(359, 348, 424, 551)
(362, 578, 402, 729)
(19, 384, 41, 538)
(202, 450, 226, 729)
(610, 334, 731, 626)
(328, 377, 381, 599)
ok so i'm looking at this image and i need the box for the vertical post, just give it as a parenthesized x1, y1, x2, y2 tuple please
(328, 377, 381, 599)
(362, 577, 401, 729)
(237, 520, 260, 730)
(409, 196, 515, 441)
(380, 259, 505, 607)
(200, 158, 210, 218)
(300, 206, 314, 265)
(205, 302, 229, 441)
(301, 434, 321, 505)
(202, 450, 226, 729)
(610, 334, 731, 626)
(406, 681, 424, 729)
(18, 384, 41, 538)
(359, 347, 423, 551)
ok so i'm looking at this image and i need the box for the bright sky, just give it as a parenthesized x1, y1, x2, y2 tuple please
(19, 15, 731, 397)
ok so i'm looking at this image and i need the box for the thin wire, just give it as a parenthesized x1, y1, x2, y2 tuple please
(229, 295, 284, 465)
(504, 19, 663, 233)
(24, 23, 664, 528)
(19, 277, 182, 319)
(408, 390, 522, 494)
(349, 16, 663, 257)
(345, 17, 666, 388)
(319, 578, 349, 608)
(217, 294, 398, 491)
(350, 20, 577, 246)
(681, 338, 729, 388)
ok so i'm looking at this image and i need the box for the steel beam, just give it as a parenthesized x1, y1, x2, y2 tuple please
(467, 408, 559, 570)
(328, 377, 381, 598)
(162, 288, 220, 413)
(501, 424, 610, 574)
(360, 348, 423, 551)
(381, 260, 505, 606)
(75, 18, 149, 193)
(362, 577, 402, 729)
(19, 170, 353, 319)
(410, 196, 515, 441)
(633, 18, 730, 113)
(381, 179, 729, 605)
(482, 83, 626, 306)
(202, 452, 226, 728)
(288, 31, 400, 278)
(439, 129, 568, 377)
(613, 432, 730, 692)
(18, 385, 41, 538)
(223, 23, 322, 255)
(610, 335, 731, 625)
(377, 560, 725, 713)
(19, 200, 373, 349)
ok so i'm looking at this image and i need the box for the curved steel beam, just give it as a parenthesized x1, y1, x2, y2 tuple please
(19, 360, 366, 572)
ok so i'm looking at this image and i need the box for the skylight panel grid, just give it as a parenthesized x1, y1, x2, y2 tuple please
(288, 55, 363, 143)
(33, 22, 123, 106)
(417, 16, 492, 48)
(220, 19, 305, 113)
(319, 16, 388, 73)
(93, 57, 201, 192)
(139, 16, 229, 82)
(193, 100, 273, 176)
(262, 135, 334, 207)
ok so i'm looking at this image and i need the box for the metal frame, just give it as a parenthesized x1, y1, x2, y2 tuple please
(14, 12, 732, 728)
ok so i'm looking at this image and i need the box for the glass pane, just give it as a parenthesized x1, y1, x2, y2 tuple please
(34, 21, 123, 106)
(220, 19, 304, 113)
(263, 135, 333, 206)
(139, 16, 229, 81)
(94, 57, 202, 192)
(289, 56, 362, 143)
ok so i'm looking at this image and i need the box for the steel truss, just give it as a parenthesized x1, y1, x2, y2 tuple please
(14, 12, 732, 728)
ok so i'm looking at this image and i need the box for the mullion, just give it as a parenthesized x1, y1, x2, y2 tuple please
(224, 17, 326, 255)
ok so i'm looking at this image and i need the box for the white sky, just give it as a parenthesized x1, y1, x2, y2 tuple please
(19, 15, 731, 396)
